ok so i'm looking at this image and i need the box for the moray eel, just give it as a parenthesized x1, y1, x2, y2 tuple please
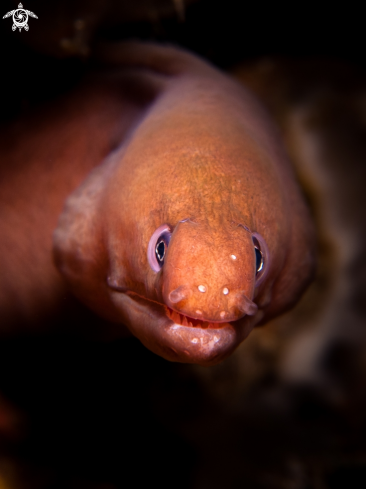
(52, 42, 315, 365)
(0, 42, 315, 365)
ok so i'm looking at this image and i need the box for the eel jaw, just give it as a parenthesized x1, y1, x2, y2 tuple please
(110, 291, 258, 366)
(165, 306, 233, 329)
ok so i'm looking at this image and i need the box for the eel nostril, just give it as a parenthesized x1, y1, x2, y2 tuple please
(169, 286, 188, 304)
(223, 287, 229, 295)
(234, 291, 258, 316)
(198, 285, 206, 293)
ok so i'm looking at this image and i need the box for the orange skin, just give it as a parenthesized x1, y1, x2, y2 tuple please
(0, 42, 315, 365)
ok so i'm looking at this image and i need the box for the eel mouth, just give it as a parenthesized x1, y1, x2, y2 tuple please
(165, 306, 231, 329)
(110, 290, 257, 365)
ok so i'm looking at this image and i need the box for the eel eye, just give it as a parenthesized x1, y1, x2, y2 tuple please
(155, 239, 166, 264)
(252, 233, 269, 286)
(147, 224, 172, 272)
(255, 246, 263, 274)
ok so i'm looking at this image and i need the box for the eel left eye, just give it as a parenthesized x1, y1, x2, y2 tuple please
(147, 224, 172, 272)
(252, 233, 269, 286)
(255, 246, 263, 274)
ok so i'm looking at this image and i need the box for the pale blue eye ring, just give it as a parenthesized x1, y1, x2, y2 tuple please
(147, 224, 172, 272)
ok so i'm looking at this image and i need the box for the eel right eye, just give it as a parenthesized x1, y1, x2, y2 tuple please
(155, 238, 167, 265)
(147, 224, 172, 272)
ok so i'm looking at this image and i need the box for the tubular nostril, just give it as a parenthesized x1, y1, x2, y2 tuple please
(169, 286, 189, 304)
(198, 285, 206, 293)
(223, 287, 229, 295)
(234, 291, 258, 316)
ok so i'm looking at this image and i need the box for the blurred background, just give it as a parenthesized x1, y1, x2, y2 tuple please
(1, 0, 366, 487)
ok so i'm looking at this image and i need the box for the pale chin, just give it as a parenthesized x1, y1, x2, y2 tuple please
(109, 291, 258, 366)
(160, 318, 254, 365)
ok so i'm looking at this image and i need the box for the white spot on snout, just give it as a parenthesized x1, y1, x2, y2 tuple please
(220, 311, 226, 319)
(192, 338, 198, 344)
(230, 254, 237, 260)
(223, 287, 229, 295)
(198, 285, 206, 293)
(195, 310, 202, 315)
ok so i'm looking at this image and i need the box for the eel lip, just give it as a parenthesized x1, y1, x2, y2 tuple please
(110, 291, 256, 366)
(165, 306, 232, 329)
(163, 322, 241, 365)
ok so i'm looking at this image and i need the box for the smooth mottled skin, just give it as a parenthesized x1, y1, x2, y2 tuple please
(0, 42, 315, 365)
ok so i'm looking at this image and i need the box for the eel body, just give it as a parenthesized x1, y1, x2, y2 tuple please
(0, 42, 315, 365)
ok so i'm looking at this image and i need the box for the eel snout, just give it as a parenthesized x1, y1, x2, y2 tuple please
(150, 220, 263, 326)
(166, 285, 258, 324)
